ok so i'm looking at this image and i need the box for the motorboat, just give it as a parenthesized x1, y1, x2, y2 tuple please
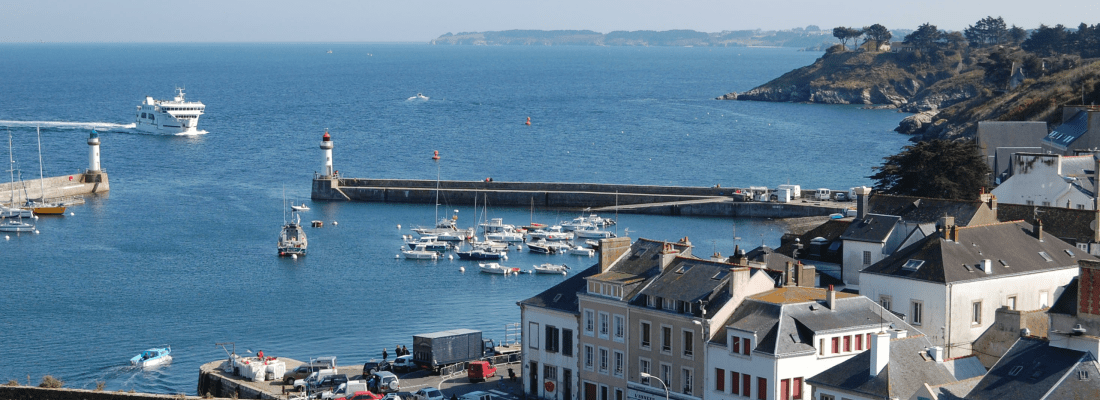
(559, 216, 594, 232)
(569, 246, 595, 257)
(278, 211, 308, 256)
(481, 218, 524, 243)
(573, 225, 616, 239)
(468, 238, 509, 252)
(134, 88, 205, 135)
(479, 262, 520, 275)
(456, 248, 505, 260)
(527, 225, 574, 241)
(413, 212, 474, 242)
(584, 239, 601, 250)
(407, 93, 429, 101)
(131, 346, 172, 367)
(527, 242, 553, 254)
(291, 203, 310, 212)
(533, 263, 569, 275)
(404, 235, 450, 252)
(0, 217, 34, 232)
(403, 244, 439, 260)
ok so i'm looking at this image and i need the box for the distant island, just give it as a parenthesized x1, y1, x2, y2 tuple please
(719, 18, 1100, 141)
(430, 27, 853, 49)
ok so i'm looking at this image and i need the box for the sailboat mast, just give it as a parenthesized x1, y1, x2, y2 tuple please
(434, 158, 440, 225)
(8, 131, 15, 204)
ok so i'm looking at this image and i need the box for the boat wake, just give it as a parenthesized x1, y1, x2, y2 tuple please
(0, 120, 136, 132)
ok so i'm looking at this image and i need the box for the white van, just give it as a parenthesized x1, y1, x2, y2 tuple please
(777, 184, 801, 199)
(323, 381, 368, 400)
(815, 188, 831, 201)
(460, 391, 495, 400)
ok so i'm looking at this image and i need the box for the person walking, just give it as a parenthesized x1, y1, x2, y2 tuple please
(382, 348, 388, 362)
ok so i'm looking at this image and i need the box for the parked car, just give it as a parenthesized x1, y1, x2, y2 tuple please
(413, 387, 445, 400)
(466, 361, 497, 383)
(362, 360, 392, 376)
(369, 371, 400, 393)
(322, 381, 368, 400)
(343, 391, 384, 400)
(459, 391, 494, 400)
(311, 374, 349, 392)
(382, 393, 403, 400)
(391, 355, 416, 372)
(284, 364, 330, 384)
(294, 369, 338, 391)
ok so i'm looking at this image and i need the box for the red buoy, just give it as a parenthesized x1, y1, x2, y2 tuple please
(432, 150, 440, 160)
(525, 117, 531, 126)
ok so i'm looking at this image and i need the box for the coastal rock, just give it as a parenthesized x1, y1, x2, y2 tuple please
(716, 92, 738, 100)
(895, 110, 939, 135)
(899, 84, 980, 113)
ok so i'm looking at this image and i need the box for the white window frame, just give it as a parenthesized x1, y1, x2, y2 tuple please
(879, 295, 892, 311)
(1040, 291, 1050, 308)
(682, 328, 695, 359)
(584, 345, 594, 370)
(911, 300, 923, 326)
(613, 314, 625, 342)
(972, 301, 982, 325)
(660, 363, 672, 388)
(584, 309, 595, 336)
(613, 350, 624, 377)
(639, 358, 652, 385)
(660, 324, 673, 354)
(640, 320, 652, 350)
(1007, 295, 1018, 311)
(599, 312, 610, 339)
(529, 322, 540, 349)
(681, 367, 694, 395)
(598, 347, 609, 374)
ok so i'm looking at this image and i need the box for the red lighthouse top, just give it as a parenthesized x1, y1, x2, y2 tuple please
(323, 131, 331, 141)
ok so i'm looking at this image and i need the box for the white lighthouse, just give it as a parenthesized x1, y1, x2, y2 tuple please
(86, 130, 101, 173)
(320, 131, 334, 178)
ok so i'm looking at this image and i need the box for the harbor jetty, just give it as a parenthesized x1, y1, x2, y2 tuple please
(2, 131, 109, 205)
(310, 133, 850, 218)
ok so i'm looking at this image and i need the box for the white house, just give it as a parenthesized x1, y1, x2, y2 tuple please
(705, 286, 913, 400)
(859, 219, 1082, 358)
(520, 265, 602, 400)
(991, 153, 1097, 210)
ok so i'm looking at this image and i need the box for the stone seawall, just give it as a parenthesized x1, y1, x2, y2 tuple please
(0, 172, 109, 204)
(0, 386, 214, 400)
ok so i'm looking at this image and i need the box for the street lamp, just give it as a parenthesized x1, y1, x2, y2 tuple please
(639, 372, 669, 400)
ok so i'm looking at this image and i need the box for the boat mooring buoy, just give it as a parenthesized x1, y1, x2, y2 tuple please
(397, 224, 401, 229)
(460, 266, 465, 272)
(395, 254, 400, 259)
(291, 254, 298, 259)
(502, 255, 508, 261)
(34, 230, 39, 234)
(448, 255, 453, 260)
(69, 212, 74, 216)
(332, 221, 338, 226)
(4, 235, 8, 240)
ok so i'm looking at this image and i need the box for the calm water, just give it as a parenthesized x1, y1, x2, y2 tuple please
(0, 44, 909, 394)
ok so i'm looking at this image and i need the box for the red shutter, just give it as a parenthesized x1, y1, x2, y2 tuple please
(731, 372, 740, 394)
(743, 338, 751, 355)
(831, 337, 839, 354)
(843, 335, 851, 352)
(780, 379, 789, 400)
(866, 333, 872, 349)
(716, 368, 725, 392)
(792, 377, 803, 399)
(855, 334, 863, 351)
(758, 377, 767, 400)
(732, 337, 740, 354)
(743, 374, 751, 397)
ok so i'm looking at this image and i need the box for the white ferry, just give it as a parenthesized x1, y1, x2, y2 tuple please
(134, 88, 205, 135)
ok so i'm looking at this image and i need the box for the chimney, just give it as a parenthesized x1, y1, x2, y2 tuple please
(928, 346, 944, 363)
(889, 329, 908, 339)
(728, 267, 752, 309)
(1034, 219, 1044, 241)
(1077, 259, 1100, 317)
(870, 332, 891, 377)
(854, 186, 871, 219)
(980, 191, 999, 219)
(659, 242, 680, 271)
(792, 238, 802, 259)
(599, 237, 632, 273)
(939, 216, 956, 240)
(980, 259, 993, 274)
(1094, 155, 1100, 243)
(729, 245, 747, 266)
(800, 263, 817, 287)
(826, 285, 837, 310)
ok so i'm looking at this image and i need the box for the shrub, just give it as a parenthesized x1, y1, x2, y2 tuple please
(95, 381, 106, 391)
(4, 380, 18, 386)
(38, 375, 63, 388)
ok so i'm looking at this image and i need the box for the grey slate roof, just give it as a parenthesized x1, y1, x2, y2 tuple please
(630, 257, 739, 318)
(775, 218, 850, 264)
(715, 288, 912, 357)
(807, 335, 983, 399)
(589, 238, 689, 284)
(839, 214, 900, 243)
(868, 194, 993, 226)
(860, 221, 1083, 284)
(997, 203, 1098, 246)
(965, 337, 1099, 400)
(518, 264, 600, 314)
(744, 245, 801, 271)
(1043, 110, 1090, 149)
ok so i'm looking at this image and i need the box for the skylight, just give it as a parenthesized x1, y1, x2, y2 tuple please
(999, 259, 1008, 267)
(711, 270, 729, 280)
(1009, 366, 1023, 376)
(1066, 249, 1076, 257)
(1039, 252, 1054, 262)
(676, 265, 693, 274)
(553, 294, 563, 302)
(901, 259, 925, 271)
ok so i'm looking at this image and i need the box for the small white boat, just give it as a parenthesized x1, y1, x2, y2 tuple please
(0, 205, 32, 219)
(291, 203, 310, 212)
(574, 225, 616, 239)
(0, 217, 34, 232)
(403, 244, 439, 260)
(559, 216, 594, 232)
(569, 246, 595, 257)
(479, 262, 520, 275)
(407, 93, 429, 101)
(404, 235, 450, 252)
(135, 88, 205, 135)
(469, 239, 509, 252)
(131, 346, 172, 367)
(527, 225, 574, 241)
(533, 263, 569, 275)
(481, 218, 524, 242)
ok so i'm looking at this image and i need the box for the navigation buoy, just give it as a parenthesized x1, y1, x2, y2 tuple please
(432, 150, 440, 160)
(525, 117, 531, 126)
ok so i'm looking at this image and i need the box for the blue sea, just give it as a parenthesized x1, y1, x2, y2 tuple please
(0, 43, 909, 394)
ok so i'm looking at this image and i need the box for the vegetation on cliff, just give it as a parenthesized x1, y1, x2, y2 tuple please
(721, 18, 1100, 141)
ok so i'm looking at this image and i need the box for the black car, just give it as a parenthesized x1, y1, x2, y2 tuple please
(362, 360, 392, 376)
(311, 374, 349, 392)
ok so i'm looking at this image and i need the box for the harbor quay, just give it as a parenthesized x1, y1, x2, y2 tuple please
(2, 130, 109, 206)
(310, 177, 850, 218)
(198, 357, 526, 400)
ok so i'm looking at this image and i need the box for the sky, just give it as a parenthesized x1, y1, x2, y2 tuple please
(0, 0, 1097, 43)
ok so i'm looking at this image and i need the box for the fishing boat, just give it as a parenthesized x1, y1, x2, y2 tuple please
(21, 127, 66, 216)
(533, 263, 569, 275)
(402, 244, 439, 260)
(574, 225, 616, 239)
(456, 248, 506, 260)
(479, 262, 520, 275)
(131, 346, 172, 367)
(403, 235, 450, 252)
(278, 211, 308, 256)
(134, 88, 205, 135)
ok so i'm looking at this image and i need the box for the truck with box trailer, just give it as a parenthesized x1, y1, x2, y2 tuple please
(412, 328, 496, 373)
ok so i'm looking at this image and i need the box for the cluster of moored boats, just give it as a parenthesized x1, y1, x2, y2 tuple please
(2, 128, 75, 236)
(400, 211, 618, 275)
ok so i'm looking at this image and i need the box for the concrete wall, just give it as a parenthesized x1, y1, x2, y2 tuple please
(0, 172, 109, 204)
(0, 386, 216, 400)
